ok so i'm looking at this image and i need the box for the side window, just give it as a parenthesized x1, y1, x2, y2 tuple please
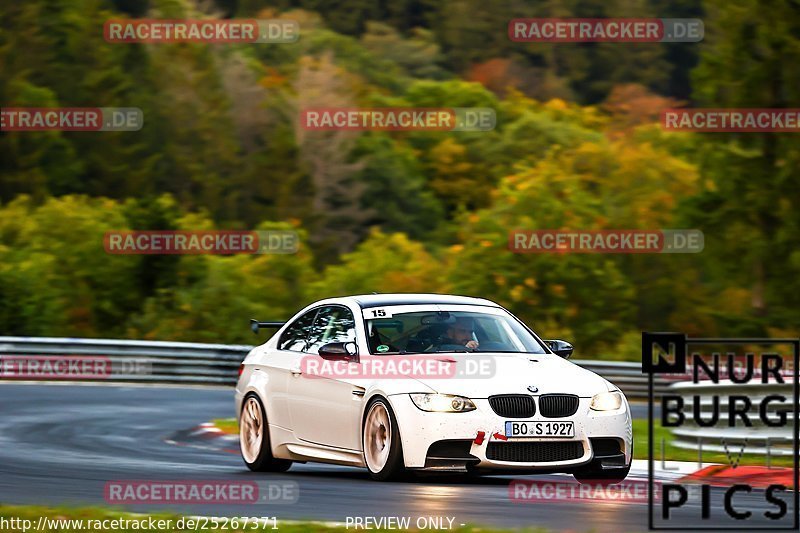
(306, 305, 356, 354)
(278, 308, 319, 352)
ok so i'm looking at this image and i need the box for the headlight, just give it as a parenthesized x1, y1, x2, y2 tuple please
(410, 393, 476, 413)
(590, 391, 623, 411)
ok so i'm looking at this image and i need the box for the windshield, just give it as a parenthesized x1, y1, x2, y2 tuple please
(362, 306, 547, 355)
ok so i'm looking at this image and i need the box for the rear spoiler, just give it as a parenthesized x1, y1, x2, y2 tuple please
(250, 319, 286, 334)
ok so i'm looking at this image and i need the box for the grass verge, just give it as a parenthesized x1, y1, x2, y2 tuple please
(212, 418, 237, 435)
(631, 418, 794, 468)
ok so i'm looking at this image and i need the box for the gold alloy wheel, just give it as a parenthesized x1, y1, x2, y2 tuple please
(240, 396, 263, 464)
(363, 401, 392, 473)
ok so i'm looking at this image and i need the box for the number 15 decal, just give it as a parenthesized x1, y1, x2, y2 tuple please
(363, 308, 392, 319)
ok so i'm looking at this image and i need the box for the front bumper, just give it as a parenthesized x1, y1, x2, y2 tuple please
(389, 394, 632, 471)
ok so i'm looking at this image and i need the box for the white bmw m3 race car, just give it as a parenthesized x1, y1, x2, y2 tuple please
(235, 294, 632, 482)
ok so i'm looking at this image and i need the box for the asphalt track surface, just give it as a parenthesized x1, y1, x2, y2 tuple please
(0, 383, 794, 532)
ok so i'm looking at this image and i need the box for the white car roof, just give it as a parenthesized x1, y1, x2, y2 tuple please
(347, 293, 501, 309)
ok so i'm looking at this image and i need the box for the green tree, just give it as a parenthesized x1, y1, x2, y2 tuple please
(127, 220, 315, 344)
(446, 131, 705, 353)
(0, 195, 141, 336)
(688, 0, 800, 334)
(307, 229, 444, 300)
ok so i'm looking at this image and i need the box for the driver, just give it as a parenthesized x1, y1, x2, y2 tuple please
(443, 317, 479, 349)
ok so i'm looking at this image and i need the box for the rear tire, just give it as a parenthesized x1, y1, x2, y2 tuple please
(240, 393, 292, 472)
(362, 398, 405, 481)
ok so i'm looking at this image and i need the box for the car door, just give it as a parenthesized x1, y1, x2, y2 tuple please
(268, 307, 320, 430)
(288, 304, 363, 450)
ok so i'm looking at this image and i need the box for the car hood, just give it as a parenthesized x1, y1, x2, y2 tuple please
(408, 353, 614, 398)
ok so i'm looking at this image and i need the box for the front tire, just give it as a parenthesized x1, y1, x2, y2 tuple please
(362, 398, 405, 481)
(240, 393, 292, 472)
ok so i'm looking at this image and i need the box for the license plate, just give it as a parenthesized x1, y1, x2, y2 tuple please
(505, 421, 575, 438)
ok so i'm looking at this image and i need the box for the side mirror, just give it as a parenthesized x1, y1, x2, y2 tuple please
(318, 342, 359, 361)
(545, 339, 573, 359)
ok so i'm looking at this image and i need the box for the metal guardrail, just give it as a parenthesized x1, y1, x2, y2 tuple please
(0, 336, 668, 399)
(0, 336, 250, 385)
(571, 360, 672, 400)
(667, 380, 796, 456)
